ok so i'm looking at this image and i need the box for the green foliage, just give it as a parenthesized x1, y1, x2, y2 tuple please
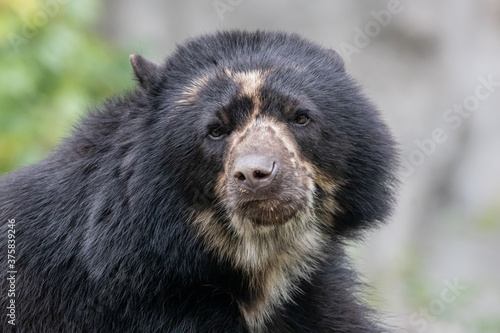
(0, 0, 134, 173)
(477, 198, 500, 232)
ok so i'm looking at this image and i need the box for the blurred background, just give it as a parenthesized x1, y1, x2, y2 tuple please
(1, 0, 499, 331)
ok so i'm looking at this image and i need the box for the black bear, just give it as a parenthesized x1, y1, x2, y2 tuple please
(1, 31, 398, 332)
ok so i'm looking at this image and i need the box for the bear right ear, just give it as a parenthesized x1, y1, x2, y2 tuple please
(326, 49, 345, 72)
(130, 54, 159, 89)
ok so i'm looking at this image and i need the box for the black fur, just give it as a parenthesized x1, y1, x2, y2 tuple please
(0, 31, 397, 332)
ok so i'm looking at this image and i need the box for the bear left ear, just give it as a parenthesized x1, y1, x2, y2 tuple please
(130, 54, 159, 89)
(326, 49, 345, 72)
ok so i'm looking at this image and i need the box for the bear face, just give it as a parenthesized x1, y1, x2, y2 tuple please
(128, 31, 396, 255)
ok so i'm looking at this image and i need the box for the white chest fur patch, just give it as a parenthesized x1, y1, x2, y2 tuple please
(191, 203, 327, 332)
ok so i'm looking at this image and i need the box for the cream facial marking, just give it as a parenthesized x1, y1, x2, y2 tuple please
(224, 69, 265, 98)
(224, 69, 266, 119)
(225, 116, 308, 176)
(178, 68, 266, 109)
(178, 73, 213, 105)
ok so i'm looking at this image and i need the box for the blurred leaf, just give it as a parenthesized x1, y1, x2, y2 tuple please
(476, 200, 500, 232)
(0, 0, 133, 173)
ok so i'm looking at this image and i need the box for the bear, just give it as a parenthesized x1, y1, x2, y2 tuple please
(0, 30, 398, 332)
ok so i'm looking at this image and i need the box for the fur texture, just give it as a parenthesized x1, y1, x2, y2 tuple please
(0, 30, 398, 332)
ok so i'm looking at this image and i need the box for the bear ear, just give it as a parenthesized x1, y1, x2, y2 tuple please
(129, 54, 159, 89)
(326, 49, 345, 72)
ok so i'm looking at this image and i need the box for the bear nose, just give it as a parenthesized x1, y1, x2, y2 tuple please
(233, 155, 278, 191)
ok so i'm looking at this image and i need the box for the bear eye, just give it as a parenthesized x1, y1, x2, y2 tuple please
(208, 127, 225, 140)
(294, 114, 310, 126)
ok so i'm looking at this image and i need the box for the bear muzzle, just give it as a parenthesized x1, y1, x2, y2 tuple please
(233, 154, 279, 193)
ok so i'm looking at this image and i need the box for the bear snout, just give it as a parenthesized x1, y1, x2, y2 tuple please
(233, 155, 278, 193)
